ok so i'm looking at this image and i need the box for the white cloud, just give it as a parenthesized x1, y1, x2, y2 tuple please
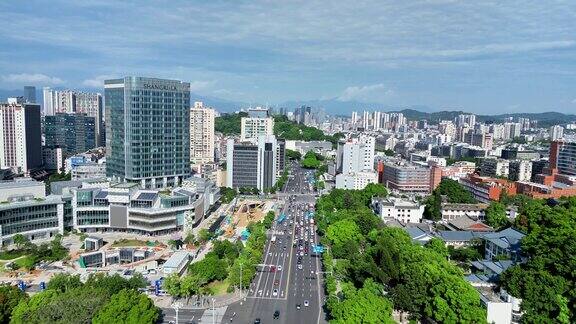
(338, 84, 394, 102)
(1, 73, 64, 86)
(82, 75, 116, 88)
(189, 80, 215, 92)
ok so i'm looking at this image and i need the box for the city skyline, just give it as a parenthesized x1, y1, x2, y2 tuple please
(1, 1, 576, 114)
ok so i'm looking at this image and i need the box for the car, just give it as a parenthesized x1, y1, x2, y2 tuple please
(273, 310, 280, 319)
(270, 265, 276, 272)
(298, 264, 303, 270)
(254, 318, 261, 324)
(277, 265, 282, 271)
(273, 289, 278, 296)
(296, 304, 301, 310)
(304, 300, 309, 307)
(274, 280, 279, 286)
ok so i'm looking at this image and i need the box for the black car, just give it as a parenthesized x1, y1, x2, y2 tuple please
(273, 310, 280, 319)
(254, 319, 261, 324)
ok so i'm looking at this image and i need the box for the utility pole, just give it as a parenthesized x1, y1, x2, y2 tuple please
(240, 261, 243, 305)
(172, 301, 181, 324)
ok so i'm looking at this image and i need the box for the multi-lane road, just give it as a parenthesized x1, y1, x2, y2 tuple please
(222, 162, 327, 324)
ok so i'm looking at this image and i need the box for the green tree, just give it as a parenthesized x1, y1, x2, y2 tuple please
(12, 234, 28, 250)
(214, 112, 248, 135)
(301, 151, 321, 169)
(485, 201, 509, 229)
(92, 289, 159, 324)
(219, 187, 237, 204)
(329, 279, 394, 324)
(162, 273, 182, 297)
(198, 229, 213, 243)
(47, 273, 82, 292)
(183, 232, 195, 245)
(285, 149, 302, 160)
(0, 284, 27, 324)
(425, 238, 449, 258)
(188, 253, 228, 282)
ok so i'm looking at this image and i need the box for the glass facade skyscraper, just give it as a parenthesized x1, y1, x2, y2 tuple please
(105, 77, 191, 189)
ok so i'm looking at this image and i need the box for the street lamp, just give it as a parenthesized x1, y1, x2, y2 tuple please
(211, 298, 216, 324)
(171, 301, 182, 324)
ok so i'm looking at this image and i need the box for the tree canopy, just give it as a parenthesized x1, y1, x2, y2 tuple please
(92, 289, 159, 324)
(214, 112, 248, 135)
(500, 197, 576, 322)
(424, 178, 476, 220)
(484, 201, 509, 229)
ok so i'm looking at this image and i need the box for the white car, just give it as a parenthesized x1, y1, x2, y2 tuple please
(304, 300, 309, 307)
(273, 289, 278, 296)
(277, 265, 282, 271)
(298, 264, 303, 270)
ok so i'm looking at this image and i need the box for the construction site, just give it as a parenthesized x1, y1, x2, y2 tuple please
(218, 197, 276, 239)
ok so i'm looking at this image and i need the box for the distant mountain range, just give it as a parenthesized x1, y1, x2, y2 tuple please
(1, 88, 574, 126)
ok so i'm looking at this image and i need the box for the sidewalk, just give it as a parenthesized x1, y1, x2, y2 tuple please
(153, 290, 247, 309)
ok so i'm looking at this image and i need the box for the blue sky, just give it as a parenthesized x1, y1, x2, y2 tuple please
(1, 0, 576, 114)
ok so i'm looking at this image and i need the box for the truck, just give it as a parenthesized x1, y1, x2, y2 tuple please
(271, 236, 277, 243)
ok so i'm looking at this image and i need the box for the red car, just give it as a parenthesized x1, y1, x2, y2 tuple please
(270, 265, 276, 272)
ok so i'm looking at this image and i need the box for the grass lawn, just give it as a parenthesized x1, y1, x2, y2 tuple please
(14, 255, 36, 270)
(0, 249, 27, 260)
(206, 279, 230, 295)
(110, 239, 149, 247)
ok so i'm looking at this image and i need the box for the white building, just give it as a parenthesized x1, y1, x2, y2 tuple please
(0, 101, 42, 174)
(508, 160, 532, 182)
(335, 134, 377, 190)
(71, 162, 106, 180)
(335, 171, 378, 190)
(163, 251, 190, 275)
(549, 125, 564, 141)
(240, 107, 274, 142)
(190, 101, 215, 164)
(480, 158, 510, 178)
(371, 197, 424, 224)
(455, 114, 476, 127)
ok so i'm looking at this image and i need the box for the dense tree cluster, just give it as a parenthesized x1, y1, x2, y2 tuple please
(317, 184, 485, 322)
(165, 213, 273, 297)
(424, 178, 477, 220)
(273, 115, 343, 144)
(8, 273, 155, 324)
(484, 201, 510, 229)
(500, 197, 576, 322)
(219, 187, 237, 203)
(5, 234, 68, 271)
(214, 112, 248, 135)
(285, 149, 302, 160)
(301, 151, 322, 169)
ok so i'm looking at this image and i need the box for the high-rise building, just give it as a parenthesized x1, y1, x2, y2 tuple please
(75, 92, 103, 146)
(335, 135, 377, 190)
(455, 114, 476, 127)
(373, 111, 382, 130)
(549, 140, 576, 176)
(190, 101, 215, 164)
(226, 135, 284, 191)
(105, 77, 191, 188)
(0, 100, 42, 173)
(503, 122, 521, 140)
(43, 87, 55, 116)
(362, 111, 370, 129)
(549, 125, 564, 141)
(240, 107, 274, 142)
(44, 113, 96, 156)
(23, 86, 36, 103)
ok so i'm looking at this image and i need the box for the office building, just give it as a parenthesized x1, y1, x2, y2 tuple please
(548, 140, 576, 176)
(69, 181, 207, 235)
(75, 92, 104, 146)
(0, 101, 42, 174)
(0, 180, 64, 246)
(43, 146, 64, 172)
(480, 158, 510, 178)
(190, 101, 215, 164)
(44, 113, 96, 156)
(549, 125, 564, 141)
(240, 107, 274, 141)
(23, 86, 36, 103)
(105, 77, 191, 189)
(335, 171, 378, 190)
(381, 160, 433, 193)
(508, 160, 532, 182)
(226, 135, 284, 191)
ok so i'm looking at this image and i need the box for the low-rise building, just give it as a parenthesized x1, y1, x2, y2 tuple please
(371, 197, 424, 224)
(380, 160, 433, 193)
(460, 174, 517, 203)
(0, 180, 64, 246)
(483, 228, 525, 262)
(163, 251, 190, 275)
(335, 171, 378, 190)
